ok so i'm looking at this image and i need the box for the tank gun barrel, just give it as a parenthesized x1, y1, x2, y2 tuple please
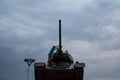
(58, 19, 62, 55)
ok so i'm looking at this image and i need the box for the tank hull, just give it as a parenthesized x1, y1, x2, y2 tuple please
(34, 62, 85, 80)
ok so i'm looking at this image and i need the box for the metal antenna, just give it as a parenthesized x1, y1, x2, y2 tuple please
(58, 19, 62, 55)
(24, 58, 35, 80)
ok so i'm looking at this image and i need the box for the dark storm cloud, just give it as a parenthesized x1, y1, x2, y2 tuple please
(0, 0, 120, 80)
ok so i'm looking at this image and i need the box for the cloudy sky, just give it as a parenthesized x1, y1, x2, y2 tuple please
(0, 0, 120, 80)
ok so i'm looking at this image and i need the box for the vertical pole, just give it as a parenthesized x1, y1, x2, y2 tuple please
(24, 58, 35, 80)
(27, 65, 30, 80)
(59, 19, 62, 55)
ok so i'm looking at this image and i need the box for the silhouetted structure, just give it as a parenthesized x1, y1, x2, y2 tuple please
(24, 58, 35, 80)
(34, 20, 85, 80)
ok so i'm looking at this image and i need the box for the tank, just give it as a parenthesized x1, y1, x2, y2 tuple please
(34, 20, 85, 80)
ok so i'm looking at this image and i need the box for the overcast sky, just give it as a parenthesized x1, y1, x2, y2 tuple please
(0, 0, 120, 80)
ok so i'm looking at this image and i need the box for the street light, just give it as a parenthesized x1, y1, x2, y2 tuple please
(24, 58, 35, 80)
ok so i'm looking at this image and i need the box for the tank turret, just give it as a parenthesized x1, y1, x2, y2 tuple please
(34, 20, 85, 80)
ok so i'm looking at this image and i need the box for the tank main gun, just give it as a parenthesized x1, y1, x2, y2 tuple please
(58, 19, 62, 55)
(47, 19, 74, 65)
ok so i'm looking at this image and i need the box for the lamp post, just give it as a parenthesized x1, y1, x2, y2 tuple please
(24, 58, 35, 80)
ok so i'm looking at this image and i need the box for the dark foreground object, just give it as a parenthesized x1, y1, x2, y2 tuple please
(34, 20, 85, 80)
(34, 62, 85, 80)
